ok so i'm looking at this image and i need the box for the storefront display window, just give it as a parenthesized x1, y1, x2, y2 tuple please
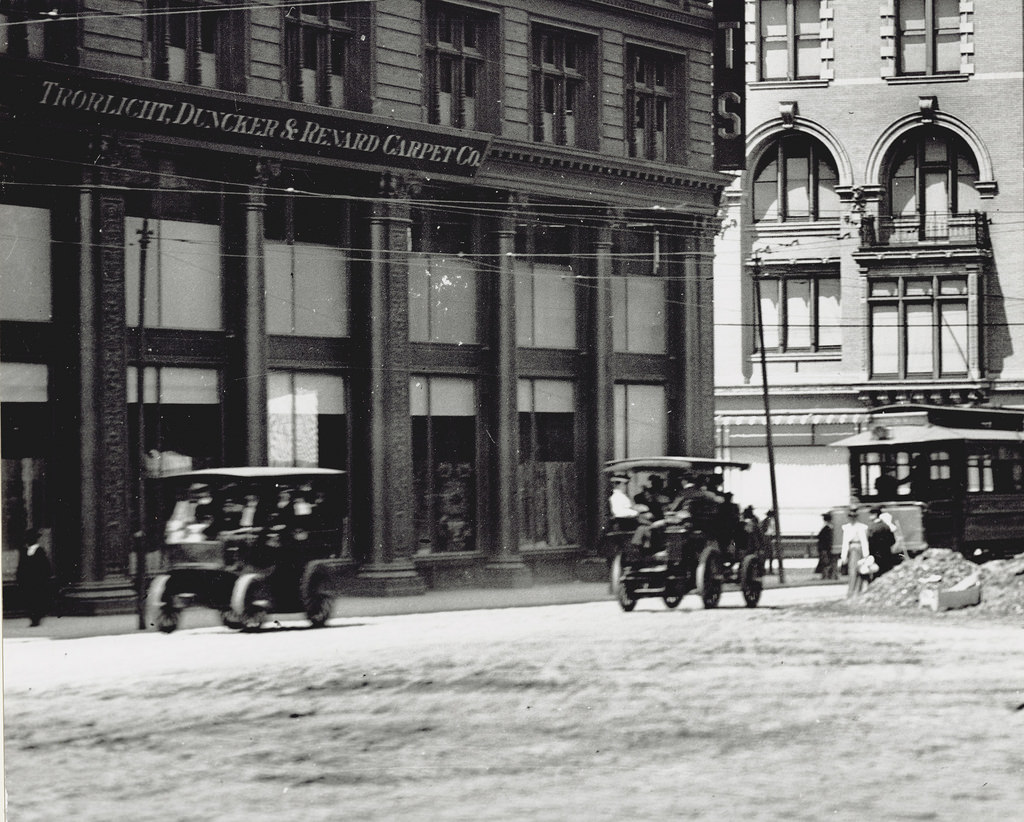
(614, 383, 666, 460)
(411, 376, 477, 553)
(612, 226, 666, 354)
(0, 363, 50, 582)
(267, 372, 348, 469)
(518, 379, 578, 548)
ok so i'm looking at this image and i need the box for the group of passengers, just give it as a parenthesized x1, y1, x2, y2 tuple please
(608, 473, 763, 563)
(164, 482, 325, 547)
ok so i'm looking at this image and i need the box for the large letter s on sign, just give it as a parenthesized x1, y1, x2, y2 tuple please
(716, 91, 742, 139)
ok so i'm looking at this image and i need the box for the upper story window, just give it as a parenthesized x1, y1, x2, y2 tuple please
(897, 0, 960, 76)
(147, 0, 245, 90)
(759, 0, 821, 81)
(753, 134, 839, 222)
(626, 46, 683, 163)
(0, 202, 51, 322)
(756, 271, 841, 354)
(426, 2, 497, 132)
(531, 25, 596, 150)
(889, 128, 979, 218)
(286, 1, 369, 109)
(0, 0, 77, 62)
(868, 273, 970, 379)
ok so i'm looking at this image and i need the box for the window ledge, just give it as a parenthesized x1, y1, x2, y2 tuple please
(749, 350, 841, 364)
(753, 220, 843, 239)
(750, 79, 830, 90)
(885, 74, 969, 86)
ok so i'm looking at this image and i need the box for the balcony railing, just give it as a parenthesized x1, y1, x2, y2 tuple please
(859, 211, 990, 249)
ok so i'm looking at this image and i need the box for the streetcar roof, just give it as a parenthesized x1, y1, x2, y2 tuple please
(831, 425, 1024, 449)
(603, 456, 751, 474)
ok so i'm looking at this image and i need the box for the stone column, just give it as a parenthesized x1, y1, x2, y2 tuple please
(484, 198, 531, 587)
(243, 161, 269, 466)
(63, 136, 140, 613)
(356, 172, 425, 595)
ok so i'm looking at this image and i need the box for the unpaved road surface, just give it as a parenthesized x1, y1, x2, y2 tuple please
(4, 585, 1024, 822)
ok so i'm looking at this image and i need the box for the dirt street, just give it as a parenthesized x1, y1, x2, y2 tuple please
(4, 586, 1023, 822)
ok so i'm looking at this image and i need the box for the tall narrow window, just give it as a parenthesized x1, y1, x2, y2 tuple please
(409, 209, 478, 345)
(897, 0, 960, 76)
(752, 134, 839, 222)
(265, 194, 350, 337)
(411, 376, 477, 554)
(614, 383, 666, 461)
(286, 1, 363, 108)
(612, 225, 666, 354)
(759, 0, 821, 81)
(868, 274, 970, 379)
(0, 0, 76, 62)
(518, 379, 578, 548)
(1, 363, 50, 575)
(755, 273, 841, 354)
(148, 0, 232, 88)
(531, 26, 595, 149)
(427, 2, 495, 131)
(627, 47, 681, 162)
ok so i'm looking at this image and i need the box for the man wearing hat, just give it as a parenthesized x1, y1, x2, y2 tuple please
(815, 511, 837, 580)
(608, 475, 647, 530)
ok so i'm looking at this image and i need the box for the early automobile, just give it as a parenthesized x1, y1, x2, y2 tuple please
(603, 457, 762, 612)
(146, 467, 350, 633)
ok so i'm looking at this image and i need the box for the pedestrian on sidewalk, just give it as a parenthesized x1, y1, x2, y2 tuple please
(815, 512, 837, 579)
(840, 508, 870, 596)
(17, 528, 53, 627)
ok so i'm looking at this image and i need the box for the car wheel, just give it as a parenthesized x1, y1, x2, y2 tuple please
(696, 543, 723, 609)
(741, 554, 763, 608)
(155, 606, 180, 634)
(220, 610, 243, 630)
(306, 594, 333, 628)
(616, 578, 637, 612)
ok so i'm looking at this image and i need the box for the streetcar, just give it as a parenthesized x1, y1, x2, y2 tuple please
(830, 404, 1024, 560)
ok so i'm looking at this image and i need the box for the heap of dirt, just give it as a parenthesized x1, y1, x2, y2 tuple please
(849, 548, 1024, 616)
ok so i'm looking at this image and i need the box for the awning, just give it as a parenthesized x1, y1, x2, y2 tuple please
(717, 412, 867, 427)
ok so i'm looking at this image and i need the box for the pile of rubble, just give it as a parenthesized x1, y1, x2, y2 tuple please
(849, 548, 1024, 616)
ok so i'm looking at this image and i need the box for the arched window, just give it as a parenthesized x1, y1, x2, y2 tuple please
(752, 134, 839, 222)
(888, 128, 980, 218)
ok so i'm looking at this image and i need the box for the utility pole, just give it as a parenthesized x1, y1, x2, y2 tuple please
(135, 218, 153, 629)
(752, 254, 784, 582)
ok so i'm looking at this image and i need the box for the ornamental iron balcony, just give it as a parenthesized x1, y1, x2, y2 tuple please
(859, 211, 990, 249)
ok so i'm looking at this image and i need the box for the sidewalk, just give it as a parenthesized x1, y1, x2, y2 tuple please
(2, 559, 835, 640)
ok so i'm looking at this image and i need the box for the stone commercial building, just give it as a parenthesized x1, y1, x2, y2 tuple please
(714, 0, 1024, 536)
(0, 0, 728, 611)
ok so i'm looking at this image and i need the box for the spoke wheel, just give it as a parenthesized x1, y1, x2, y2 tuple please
(306, 594, 333, 628)
(696, 543, 723, 609)
(155, 606, 180, 634)
(616, 578, 637, 612)
(741, 554, 763, 608)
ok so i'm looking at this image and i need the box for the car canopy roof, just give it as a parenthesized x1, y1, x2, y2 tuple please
(161, 467, 346, 481)
(603, 456, 750, 475)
